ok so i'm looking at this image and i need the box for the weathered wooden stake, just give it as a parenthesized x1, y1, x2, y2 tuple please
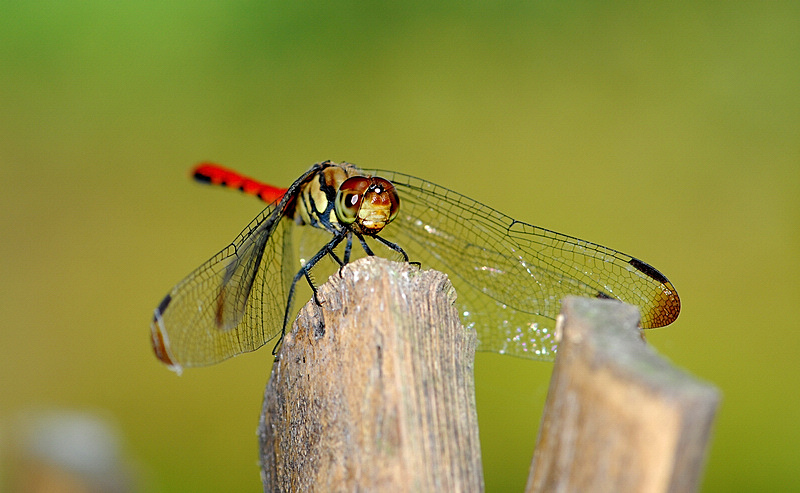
(526, 296, 720, 493)
(257, 258, 718, 492)
(258, 257, 483, 492)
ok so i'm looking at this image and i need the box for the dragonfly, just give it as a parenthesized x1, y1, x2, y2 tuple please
(151, 161, 680, 373)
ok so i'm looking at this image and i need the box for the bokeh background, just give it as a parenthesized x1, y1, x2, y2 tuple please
(2, 2, 798, 491)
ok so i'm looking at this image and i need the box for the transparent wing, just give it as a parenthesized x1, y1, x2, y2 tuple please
(150, 204, 296, 371)
(366, 169, 681, 361)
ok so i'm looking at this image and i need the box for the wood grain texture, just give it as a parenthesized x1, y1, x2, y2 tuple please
(527, 296, 719, 493)
(258, 256, 483, 492)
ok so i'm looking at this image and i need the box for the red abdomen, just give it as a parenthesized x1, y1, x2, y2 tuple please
(193, 163, 287, 204)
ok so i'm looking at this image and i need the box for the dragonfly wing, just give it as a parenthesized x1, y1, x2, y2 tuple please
(368, 170, 680, 361)
(151, 205, 293, 371)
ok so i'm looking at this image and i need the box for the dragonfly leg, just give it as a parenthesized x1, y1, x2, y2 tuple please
(373, 234, 418, 266)
(327, 242, 345, 267)
(355, 232, 376, 256)
(274, 231, 347, 356)
(335, 232, 355, 279)
(342, 232, 353, 264)
(304, 269, 324, 306)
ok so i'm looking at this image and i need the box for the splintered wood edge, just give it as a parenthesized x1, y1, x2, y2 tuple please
(560, 296, 718, 401)
(259, 256, 483, 492)
(528, 296, 720, 493)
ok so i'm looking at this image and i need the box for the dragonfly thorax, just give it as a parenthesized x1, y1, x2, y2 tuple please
(293, 163, 357, 232)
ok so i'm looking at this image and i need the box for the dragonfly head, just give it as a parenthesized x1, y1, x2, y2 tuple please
(335, 176, 400, 235)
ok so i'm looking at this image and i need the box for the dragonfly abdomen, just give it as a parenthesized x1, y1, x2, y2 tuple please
(193, 163, 287, 204)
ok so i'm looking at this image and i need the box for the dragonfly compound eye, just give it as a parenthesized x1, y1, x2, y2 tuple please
(336, 176, 371, 225)
(335, 176, 400, 234)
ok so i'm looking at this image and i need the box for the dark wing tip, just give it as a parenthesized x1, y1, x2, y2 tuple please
(150, 294, 182, 373)
(629, 258, 669, 284)
(156, 293, 172, 315)
(628, 258, 681, 328)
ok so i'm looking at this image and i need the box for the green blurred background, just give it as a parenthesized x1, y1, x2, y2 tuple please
(1, 1, 797, 491)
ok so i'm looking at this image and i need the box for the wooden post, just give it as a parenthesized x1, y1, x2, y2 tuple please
(258, 257, 483, 492)
(527, 296, 720, 493)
